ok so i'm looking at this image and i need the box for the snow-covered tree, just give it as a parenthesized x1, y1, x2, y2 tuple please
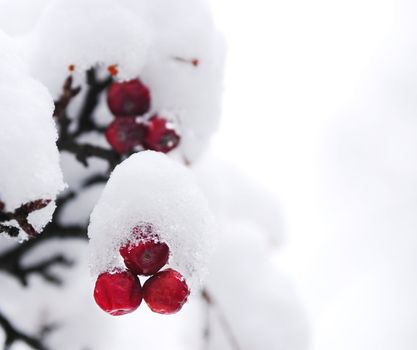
(0, 1, 308, 349)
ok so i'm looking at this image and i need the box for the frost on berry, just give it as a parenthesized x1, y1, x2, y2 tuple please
(105, 118, 146, 154)
(120, 226, 170, 276)
(107, 79, 151, 116)
(94, 270, 143, 316)
(143, 269, 190, 314)
(88, 151, 214, 287)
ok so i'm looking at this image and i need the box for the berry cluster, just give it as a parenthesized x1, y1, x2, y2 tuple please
(105, 79, 180, 154)
(94, 225, 189, 316)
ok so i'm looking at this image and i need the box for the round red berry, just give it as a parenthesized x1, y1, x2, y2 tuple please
(93, 270, 143, 316)
(107, 79, 151, 116)
(120, 239, 170, 276)
(144, 115, 180, 153)
(143, 269, 190, 314)
(105, 117, 146, 154)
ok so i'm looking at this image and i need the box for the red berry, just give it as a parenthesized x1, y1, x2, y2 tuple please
(144, 115, 180, 153)
(143, 269, 190, 314)
(93, 270, 143, 316)
(105, 117, 146, 154)
(120, 239, 170, 276)
(107, 79, 151, 116)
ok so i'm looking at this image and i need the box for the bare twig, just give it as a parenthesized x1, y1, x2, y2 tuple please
(0, 200, 51, 238)
(201, 288, 242, 350)
(172, 56, 200, 67)
(73, 68, 112, 137)
(54, 75, 81, 119)
(57, 138, 120, 169)
(0, 222, 86, 286)
(0, 311, 47, 350)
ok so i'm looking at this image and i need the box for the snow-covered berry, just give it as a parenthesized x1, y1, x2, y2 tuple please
(120, 238, 170, 276)
(143, 268, 190, 314)
(105, 117, 146, 154)
(107, 79, 151, 116)
(93, 270, 143, 316)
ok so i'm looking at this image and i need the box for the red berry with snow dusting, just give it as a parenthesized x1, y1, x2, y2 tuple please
(94, 270, 143, 316)
(107, 79, 151, 116)
(120, 239, 170, 276)
(105, 117, 146, 154)
(143, 269, 190, 314)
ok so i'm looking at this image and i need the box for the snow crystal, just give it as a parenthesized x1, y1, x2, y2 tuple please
(0, 30, 64, 237)
(88, 151, 214, 286)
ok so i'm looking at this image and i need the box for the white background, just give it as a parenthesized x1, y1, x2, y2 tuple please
(210, 0, 417, 349)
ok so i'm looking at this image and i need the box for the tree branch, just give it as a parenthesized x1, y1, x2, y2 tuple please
(0, 222, 87, 286)
(57, 138, 121, 169)
(201, 288, 242, 350)
(0, 311, 47, 350)
(73, 68, 112, 137)
(0, 200, 52, 238)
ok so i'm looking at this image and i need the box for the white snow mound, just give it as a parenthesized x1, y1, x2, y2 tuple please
(88, 151, 214, 286)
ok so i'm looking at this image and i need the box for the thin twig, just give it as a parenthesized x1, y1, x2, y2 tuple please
(73, 68, 112, 137)
(201, 288, 242, 350)
(0, 222, 87, 286)
(57, 138, 120, 169)
(0, 311, 47, 350)
(0, 200, 51, 238)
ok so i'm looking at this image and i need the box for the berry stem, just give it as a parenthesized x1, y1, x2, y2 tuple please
(201, 288, 242, 350)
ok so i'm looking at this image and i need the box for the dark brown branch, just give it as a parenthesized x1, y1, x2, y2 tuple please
(0, 222, 87, 286)
(201, 288, 242, 350)
(0, 224, 19, 237)
(0, 311, 47, 350)
(73, 68, 112, 137)
(16, 255, 73, 286)
(53, 75, 81, 119)
(53, 191, 76, 222)
(0, 200, 51, 238)
(57, 138, 121, 169)
(82, 174, 109, 188)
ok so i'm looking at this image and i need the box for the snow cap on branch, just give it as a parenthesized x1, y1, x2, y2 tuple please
(88, 151, 214, 286)
(25, 0, 151, 93)
(0, 30, 65, 238)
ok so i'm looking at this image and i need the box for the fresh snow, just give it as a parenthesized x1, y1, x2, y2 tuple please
(0, 30, 64, 238)
(88, 151, 214, 286)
